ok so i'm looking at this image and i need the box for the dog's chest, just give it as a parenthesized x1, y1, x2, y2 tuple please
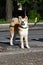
(14, 24, 28, 36)
(20, 28, 28, 36)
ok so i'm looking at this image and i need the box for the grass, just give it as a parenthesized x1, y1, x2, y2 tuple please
(0, 19, 43, 24)
(29, 19, 43, 23)
(29, 19, 35, 23)
(39, 20, 43, 22)
(0, 19, 9, 24)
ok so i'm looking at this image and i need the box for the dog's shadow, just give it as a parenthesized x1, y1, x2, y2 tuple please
(4, 36, 20, 47)
(32, 38, 43, 42)
(0, 41, 20, 48)
(6, 35, 26, 48)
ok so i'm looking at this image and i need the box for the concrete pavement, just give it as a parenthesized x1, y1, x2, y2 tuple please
(0, 47, 43, 65)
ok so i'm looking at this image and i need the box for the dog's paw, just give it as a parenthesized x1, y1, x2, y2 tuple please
(21, 45, 24, 49)
(26, 45, 30, 49)
(10, 43, 14, 46)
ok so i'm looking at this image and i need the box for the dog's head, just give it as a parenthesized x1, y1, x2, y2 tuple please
(19, 16, 28, 27)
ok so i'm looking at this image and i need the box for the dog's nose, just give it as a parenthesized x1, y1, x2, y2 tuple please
(21, 21, 25, 25)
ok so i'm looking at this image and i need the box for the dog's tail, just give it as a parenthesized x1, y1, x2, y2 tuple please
(10, 18, 19, 26)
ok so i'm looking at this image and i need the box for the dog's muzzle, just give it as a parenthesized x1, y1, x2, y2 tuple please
(21, 21, 25, 25)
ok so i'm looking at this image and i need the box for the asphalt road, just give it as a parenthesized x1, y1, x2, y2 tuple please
(0, 24, 43, 47)
(0, 24, 43, 65)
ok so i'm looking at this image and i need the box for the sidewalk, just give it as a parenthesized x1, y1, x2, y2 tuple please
(0, 46, 43, 55)
(0, 47, 43, 65)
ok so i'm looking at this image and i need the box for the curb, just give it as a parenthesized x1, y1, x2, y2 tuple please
(0, 24, 10, 26)
(0, 22, 43, 25)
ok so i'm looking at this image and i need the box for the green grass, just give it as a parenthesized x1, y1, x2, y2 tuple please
(29, 19, 35, 23)
(0, 19, 9, 24)
(39, 20, 43, 22)
(29, 19, 43, 23)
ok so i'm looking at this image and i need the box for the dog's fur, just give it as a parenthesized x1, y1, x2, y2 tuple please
(10, 16, 30, 49)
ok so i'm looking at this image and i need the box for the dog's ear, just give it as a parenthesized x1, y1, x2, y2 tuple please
(25, 16, 28, 21)
(19, 16, 22, 21)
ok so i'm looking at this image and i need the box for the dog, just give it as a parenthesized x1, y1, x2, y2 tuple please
(10, 16, 30, 49)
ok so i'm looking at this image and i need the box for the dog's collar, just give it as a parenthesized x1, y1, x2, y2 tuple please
(10, 25, 28, 29)
(21, 26, 28, 29)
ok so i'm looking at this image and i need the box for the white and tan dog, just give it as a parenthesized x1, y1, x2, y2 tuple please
(10, 16, 30, 49)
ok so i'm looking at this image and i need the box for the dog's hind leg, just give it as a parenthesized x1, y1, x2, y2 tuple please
(25, 36, 30, 48)
(10, 27, 14, 45)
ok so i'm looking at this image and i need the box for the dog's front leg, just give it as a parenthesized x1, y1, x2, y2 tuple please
(10, 33, 14, 45)
(25, 36, 30, 48)
(20, 36, 24, 49)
